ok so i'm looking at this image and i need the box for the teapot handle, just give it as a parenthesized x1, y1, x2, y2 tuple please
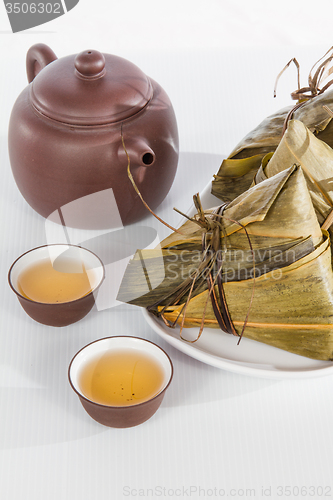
(26, 44, 58, 83)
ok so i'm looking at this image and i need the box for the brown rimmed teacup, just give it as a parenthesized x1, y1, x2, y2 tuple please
(68, 336, 173, 428)
(8, 244, 105, 327)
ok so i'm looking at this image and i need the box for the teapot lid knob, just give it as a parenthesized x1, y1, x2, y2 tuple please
(74, 50, 106, 79)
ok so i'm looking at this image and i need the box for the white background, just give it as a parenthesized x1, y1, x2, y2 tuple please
(1, 2, 333, 500)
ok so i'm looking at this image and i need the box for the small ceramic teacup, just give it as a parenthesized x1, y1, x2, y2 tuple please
(8, 244, 105, 327)
(68, 336, 173, 428)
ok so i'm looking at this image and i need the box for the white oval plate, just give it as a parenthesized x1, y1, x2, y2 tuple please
(142, 180, 333, 379)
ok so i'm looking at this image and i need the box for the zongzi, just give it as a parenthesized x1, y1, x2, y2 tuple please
(118, 164, 333, 360)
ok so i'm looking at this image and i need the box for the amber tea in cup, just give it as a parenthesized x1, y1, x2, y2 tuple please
(78, 348, 165, 406)
(17, 257, 93, 303)
(69, 336, 173, 428)
(8, 244, 105, 326)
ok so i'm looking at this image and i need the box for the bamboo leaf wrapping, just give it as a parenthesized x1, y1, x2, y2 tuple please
(255, 120, 333, 225)
(160, 234, 333, 361)
(211, 89, 333, 202)
(118, 164, 333, 360)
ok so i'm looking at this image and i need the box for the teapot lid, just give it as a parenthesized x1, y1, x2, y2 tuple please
(30, 50, 153, 126)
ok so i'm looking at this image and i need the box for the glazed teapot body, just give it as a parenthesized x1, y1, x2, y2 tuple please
(8, 44, 179, 228)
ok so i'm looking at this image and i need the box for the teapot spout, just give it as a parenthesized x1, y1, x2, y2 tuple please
(119, 137, 156, 167)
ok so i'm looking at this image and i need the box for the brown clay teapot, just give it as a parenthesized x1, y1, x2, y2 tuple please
(8, 44, 179, 229)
